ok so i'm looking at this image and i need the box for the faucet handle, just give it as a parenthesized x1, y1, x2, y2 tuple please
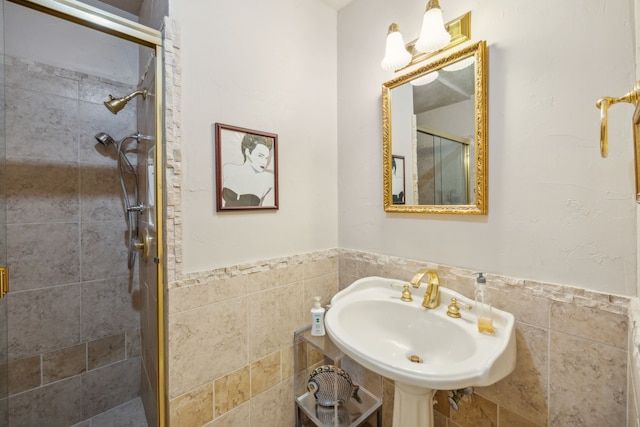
(446, 298, 471, 318)
(447, 298, 462, 318)
(389, 283, 414, 302)
(401, 285, 413, 302)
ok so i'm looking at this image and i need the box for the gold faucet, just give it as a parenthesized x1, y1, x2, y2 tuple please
(409, 269, 441, 309)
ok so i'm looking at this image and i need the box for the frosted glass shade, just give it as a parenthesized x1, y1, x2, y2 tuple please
(381, 25, 412, 71)
(415, 7, 451, 54)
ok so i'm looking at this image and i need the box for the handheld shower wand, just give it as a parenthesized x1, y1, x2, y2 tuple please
(104, 89, 147, 115)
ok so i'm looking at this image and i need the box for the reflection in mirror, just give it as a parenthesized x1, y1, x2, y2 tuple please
(383, 40, 487, 214)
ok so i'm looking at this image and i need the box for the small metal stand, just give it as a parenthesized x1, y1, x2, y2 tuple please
(294, 326, 383, 427)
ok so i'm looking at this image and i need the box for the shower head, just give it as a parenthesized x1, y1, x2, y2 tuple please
(104, 89, 147, 115)
(95, 132, 116, 146)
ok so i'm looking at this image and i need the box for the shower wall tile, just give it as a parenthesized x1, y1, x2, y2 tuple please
(4, 58, 80, 99)
(88, 334, 125, 370)
(8, 284, 81, 360)
(90, 397, 148, 427)
(8, 376, 83, 427)
(5, 55, 145, 423)
(8, 355, 40, 395)
(80, 162, 122, 221)
(42, 343, 86, 384)
(7, 222, 80, 291)
(78, 78, 135, 105)
(126, 329, 141, 358)
(6, 157, 79, 224)
(81, 278, 139, 342)
(5, 87, 78, 161)
(81, 356, 141, 419)
(77, 99, 137, 165)
(80, 221, 129, 281)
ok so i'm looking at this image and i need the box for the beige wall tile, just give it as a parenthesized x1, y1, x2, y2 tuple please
(169, 297, 247, 398)
(250, 351, 281, 397)
(43, 343, 86, 384)
(248, 283, 304, 361)
(304, 256, 338, 278)
(304, 273, 339, 310)
(549, 332, 626, 426)
(247, 264, 305, 294)
(450, 393, 497, 427)
(551, 300, 627, 349)
(499, 406, 543, 427)
(281, 344, 295, 380)
(492, 291, 549, 328)
(206, 402, 250, 427)
(250, 378, 294, 427)
(476, 323, 548, 425)
(168, 275, 247, 314)
(214, 366, 250, 417)
(169, 383, 213, 427)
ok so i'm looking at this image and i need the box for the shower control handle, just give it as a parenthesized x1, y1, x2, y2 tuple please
(133, 228, 151, 261)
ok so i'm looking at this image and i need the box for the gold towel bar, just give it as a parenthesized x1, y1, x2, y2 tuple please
(596, 81, 640, 158)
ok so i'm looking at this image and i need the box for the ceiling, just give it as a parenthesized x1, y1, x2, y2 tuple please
(92, 0, 353, 17)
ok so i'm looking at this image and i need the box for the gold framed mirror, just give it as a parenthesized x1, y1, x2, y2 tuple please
(383, 40, 488, 214)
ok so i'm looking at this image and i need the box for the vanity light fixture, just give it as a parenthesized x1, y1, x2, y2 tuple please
(381, 0, 451, 71)
(381, 23, 412, 71)
(415, 0, 451, 54)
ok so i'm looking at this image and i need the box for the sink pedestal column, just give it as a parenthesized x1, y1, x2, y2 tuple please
(392, 383, 436, 427)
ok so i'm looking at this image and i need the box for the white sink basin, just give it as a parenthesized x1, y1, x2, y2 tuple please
(325, 276, 516, 391)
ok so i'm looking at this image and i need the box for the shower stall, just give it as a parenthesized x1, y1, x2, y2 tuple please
(0, 1, 166, 426)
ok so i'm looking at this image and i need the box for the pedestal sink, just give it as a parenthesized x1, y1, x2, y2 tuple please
(324, 276, 516, 427)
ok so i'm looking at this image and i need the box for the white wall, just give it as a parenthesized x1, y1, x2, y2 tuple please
(338, 0, 637, 295)
(4, 1, 139, 84)
(170, 0, 339, 272)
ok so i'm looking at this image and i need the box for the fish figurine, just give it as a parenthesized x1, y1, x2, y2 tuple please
(307, 365, 362, 406)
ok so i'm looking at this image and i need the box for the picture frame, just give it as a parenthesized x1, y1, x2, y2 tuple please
(392, 155, 406, 205)
(215, 123, 279, 211)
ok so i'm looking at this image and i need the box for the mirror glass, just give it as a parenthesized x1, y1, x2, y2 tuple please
(383, 40, 487, 214)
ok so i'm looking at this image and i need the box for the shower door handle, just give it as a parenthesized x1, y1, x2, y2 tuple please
(0, 268, 7, 299)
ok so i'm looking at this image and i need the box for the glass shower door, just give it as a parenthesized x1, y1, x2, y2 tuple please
(0, 0, 8, 423)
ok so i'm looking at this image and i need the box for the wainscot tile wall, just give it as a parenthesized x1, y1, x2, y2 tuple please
(164, 248, 630, 427)
(162, 20, 633, 427)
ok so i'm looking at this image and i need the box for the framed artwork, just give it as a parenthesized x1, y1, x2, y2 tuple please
(392, 155, 405, 205)
(215, 123, 279, 211)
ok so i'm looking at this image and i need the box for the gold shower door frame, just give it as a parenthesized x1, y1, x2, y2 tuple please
(5, 1, 167, 425)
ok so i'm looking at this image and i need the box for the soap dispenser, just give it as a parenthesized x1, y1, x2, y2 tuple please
(474, 273, 494, 335)
(310, 296, 326, 336)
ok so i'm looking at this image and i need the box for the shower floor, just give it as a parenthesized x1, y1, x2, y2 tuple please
(84, 397, 148, 427)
